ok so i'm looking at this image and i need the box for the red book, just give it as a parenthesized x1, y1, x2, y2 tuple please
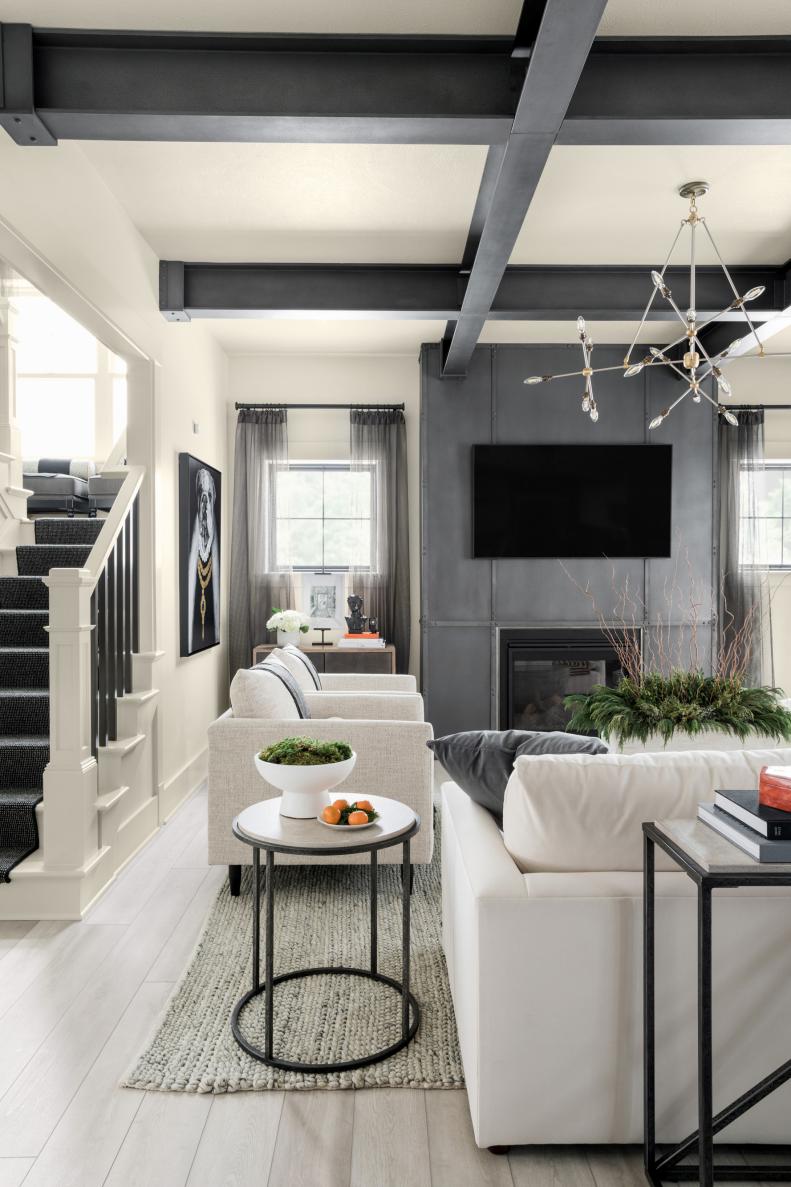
(759, 766, 791, 813)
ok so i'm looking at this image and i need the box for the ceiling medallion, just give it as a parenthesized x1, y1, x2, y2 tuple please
(524, 182, 766, 428)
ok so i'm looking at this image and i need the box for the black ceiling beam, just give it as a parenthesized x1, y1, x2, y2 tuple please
(440, 0, 609, 377)
(3, 25, 791, 148)
(159, 261, 782, 323)
(562, 38, 791, 145)
(696, 261, 791, 359)
(0, 25, 522, 146)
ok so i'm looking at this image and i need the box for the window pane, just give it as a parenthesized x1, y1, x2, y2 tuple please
(323, 519, 371, 569)
(279, 469, 324, 518)
(324, 469, 371, 518)
(112, 377, 127, 443)
(753, 469, 784, 517)
(285, 519, 324, 568)
(15, 295, 97, 374)
(763, 518, 784, 566)
(17, 377, 95, 459)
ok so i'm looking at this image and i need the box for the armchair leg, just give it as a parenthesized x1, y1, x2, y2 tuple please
(229, 864, 241, 897)
(488, 1147, 511, 1156)
(401, 862, 414, 894)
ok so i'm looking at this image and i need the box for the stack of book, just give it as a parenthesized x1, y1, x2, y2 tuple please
(699, 767, 791, 861)
(337, 633, 385, 649)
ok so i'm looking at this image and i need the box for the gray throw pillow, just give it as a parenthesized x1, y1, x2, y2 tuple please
(428, 729, 608, 826)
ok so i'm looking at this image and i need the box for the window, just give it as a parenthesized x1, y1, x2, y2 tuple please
(276, 463, 373, 570)
(13, 290, 127, 461)
(740, 461, 791, 569)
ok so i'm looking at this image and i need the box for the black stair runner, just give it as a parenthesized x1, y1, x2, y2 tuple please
(0, 518, 102, 882)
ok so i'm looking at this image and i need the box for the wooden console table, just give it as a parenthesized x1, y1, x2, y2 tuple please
(252, 643, 396, 675)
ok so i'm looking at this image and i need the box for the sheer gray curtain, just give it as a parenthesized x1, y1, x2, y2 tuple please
(229, 408, 292, 678)
(350, 409, 410, 673)
(718, 408, 774, 686)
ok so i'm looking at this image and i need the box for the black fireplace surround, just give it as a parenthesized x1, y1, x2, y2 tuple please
(499, 629, 627, 732)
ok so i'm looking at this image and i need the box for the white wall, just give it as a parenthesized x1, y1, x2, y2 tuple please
(228, 353, 421, 675)
(0, 139, 229, 810)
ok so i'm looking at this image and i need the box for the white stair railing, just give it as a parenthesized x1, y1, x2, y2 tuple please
(42, 465, 144, 871)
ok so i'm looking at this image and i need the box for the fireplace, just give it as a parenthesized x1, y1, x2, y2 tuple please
(499, 629, 629, 732)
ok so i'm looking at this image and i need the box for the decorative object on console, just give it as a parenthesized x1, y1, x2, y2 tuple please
(266, 607, 310, 647)
(254, 736, 356, 818)
(179, 452, 221, 657)
(759, 765, 791, 812)
(428, 729, 608, 827)
(304, 571, 343, 645)
(524, 183, 769, 429)
(345, 593, 368, 634)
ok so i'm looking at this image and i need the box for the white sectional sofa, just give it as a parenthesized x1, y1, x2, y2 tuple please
(442, 745, 791, 1149)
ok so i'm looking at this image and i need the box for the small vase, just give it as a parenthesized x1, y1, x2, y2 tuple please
(277, 630, 301, 647)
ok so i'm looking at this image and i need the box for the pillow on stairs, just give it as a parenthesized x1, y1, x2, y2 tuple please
(270, 644, 322, 692)
(230, 658, 311, 720)
(428, 729, 608, 827)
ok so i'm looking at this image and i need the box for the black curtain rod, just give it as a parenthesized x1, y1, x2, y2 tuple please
(235, 401, 405, 411)
(725, 404, 791, 411)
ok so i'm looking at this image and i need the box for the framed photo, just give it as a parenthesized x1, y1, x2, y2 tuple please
(179, 452, 221, 657)
(302, 572, 345, 626)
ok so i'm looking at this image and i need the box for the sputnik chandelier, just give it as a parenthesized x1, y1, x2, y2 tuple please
(524, 182, 768, 429)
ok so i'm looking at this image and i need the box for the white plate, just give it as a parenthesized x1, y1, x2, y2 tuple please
(317, 815, 378, 831)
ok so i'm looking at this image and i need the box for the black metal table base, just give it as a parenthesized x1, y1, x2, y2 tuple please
(231, 966, 420, 1073)
(231, 813, 420, 1073)
(643, 823, 791, 1187)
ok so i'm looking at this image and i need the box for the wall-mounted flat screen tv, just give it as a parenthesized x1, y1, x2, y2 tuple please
(472, 444, 672, 558)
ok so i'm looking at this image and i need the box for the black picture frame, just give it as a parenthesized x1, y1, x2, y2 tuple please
(179, 452, 221, 657)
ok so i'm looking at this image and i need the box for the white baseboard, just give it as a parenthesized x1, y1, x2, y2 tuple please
(158, 747, 207, 823)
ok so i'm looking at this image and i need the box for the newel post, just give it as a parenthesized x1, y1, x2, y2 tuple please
(42, 567, 99, 870)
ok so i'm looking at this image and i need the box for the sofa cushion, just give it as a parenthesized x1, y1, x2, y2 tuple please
(503, 746, 791, 873)
(271, 644, 322, 692)
(428, 729, 607, 826)
(24, 474, 89, 497)
(229, 659, 311, 720)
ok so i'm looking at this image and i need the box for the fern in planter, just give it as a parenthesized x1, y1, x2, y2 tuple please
(565, 671, 791, 747)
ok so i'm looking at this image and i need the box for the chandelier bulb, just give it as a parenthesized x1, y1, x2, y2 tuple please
(721, 408, 739, 427)
(743, 286, 765, 303)
(649, 411, 667, 430)
(581, 394, 591, 412)
(715, 372, 732, 395)
(624, 363, 644, 378)
(649, 347, 665, 360)
(524, 376, 543, 385)
(589, 405, 599, 423)
(576, 316, 586, 335)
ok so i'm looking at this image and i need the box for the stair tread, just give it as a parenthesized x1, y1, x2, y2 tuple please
(0, 788, 42, 800)
(0, 689, 49, 697)
(0, 609, 48, 616)
(0, 735, 49, 746)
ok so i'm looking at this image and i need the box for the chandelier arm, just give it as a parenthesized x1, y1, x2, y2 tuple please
(699, 219, 764, 354)
(662, 289, 694, 330)
(624, 221, 686, 363)
(665, 386, 695, 417)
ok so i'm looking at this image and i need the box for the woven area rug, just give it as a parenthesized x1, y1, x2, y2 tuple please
(123, 813, 463, 1091)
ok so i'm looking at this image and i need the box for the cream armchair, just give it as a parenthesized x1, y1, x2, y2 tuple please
(208, 691, 434, 896)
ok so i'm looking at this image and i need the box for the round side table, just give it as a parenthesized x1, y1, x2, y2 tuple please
(231, 794, 421, 1073)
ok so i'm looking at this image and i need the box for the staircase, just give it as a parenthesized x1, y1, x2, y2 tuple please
(0, 518, 102, 880)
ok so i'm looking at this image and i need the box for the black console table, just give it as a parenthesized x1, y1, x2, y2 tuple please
(643, 819, 791, 1187)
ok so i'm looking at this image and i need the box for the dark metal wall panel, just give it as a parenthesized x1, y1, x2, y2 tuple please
(421, 345, 493, 624)
(422, 626, 493, 740)
(644, 364, 716, 624)
(420, 342, 717, 734)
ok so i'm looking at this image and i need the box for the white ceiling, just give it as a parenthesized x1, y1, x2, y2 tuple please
(24, 0, 791, 357)
(78, 143, 487, 264)
(8, 0, 791, 35)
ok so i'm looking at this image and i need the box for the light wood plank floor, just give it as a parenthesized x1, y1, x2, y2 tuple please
(0, 785, 771, 1186)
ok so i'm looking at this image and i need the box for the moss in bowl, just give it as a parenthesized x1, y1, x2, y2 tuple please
(258, 737, 353, 766)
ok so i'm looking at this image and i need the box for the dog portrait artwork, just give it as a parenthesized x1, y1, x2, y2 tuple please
(179, 453, 221, 656)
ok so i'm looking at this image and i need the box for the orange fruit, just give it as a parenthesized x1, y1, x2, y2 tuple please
(321, 805, 342, 825)
(332, 799, 349, 810)
(355, 800, 374, 812)
(348, 810, 369, 826)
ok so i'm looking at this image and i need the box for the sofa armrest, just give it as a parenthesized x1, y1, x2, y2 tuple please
(441, 783, 527, 902)
(320, 673, 417, 693)
(304, 691, 424, 721)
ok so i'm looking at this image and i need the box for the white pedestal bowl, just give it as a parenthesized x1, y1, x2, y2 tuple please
(253, 751, 357, 818)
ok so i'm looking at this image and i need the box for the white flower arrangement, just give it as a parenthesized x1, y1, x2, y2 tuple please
(266, 607, 310, 635)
